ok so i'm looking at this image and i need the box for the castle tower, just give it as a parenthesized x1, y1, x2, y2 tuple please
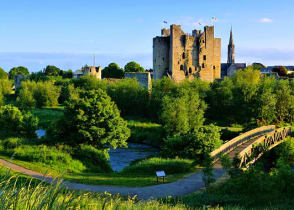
(227, 27, 235, 64)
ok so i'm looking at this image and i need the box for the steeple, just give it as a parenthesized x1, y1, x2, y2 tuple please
(227, 27, 235, 64)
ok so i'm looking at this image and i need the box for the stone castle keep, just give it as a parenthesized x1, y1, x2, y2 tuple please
(153, 24, 221, 82)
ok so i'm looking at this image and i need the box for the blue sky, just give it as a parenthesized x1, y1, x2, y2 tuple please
(1, 0, 294, 72)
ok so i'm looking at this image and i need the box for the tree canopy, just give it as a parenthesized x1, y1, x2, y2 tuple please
(0, 68, 8, 80)
(9, 66, 30, 80)
(44, 65, 61, 76)
(102, 63, 124, 78)
(124, 61, 145, 73)
(53, 89, 130, 149)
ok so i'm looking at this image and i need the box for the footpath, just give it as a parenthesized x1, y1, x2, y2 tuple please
(0, 159, 225, 200)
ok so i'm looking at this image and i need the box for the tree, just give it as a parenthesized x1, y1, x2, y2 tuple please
(252, 63, 266, 70)
(17, 86, 36, 110)
(44, 65, 61, 76)
(160, 90, 206, 136)
(0, 105, 38, 138)
(275, 80, 293, 122)
(9, 66, 29, 80)
(272, 66, 288, 77)
(124, 61, 145, 73)
(54, 89, 130, 149)
(0, 68, 8, 80)
(102, 63, 124, 78)
(161, 124, 222, 161)
(0, 91, 4, 107)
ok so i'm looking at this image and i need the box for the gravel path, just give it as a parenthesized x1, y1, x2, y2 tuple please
(0, 159, 225, 200)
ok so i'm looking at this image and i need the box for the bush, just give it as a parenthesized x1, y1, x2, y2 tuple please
(73, 144, 112, 173)
(0, 79, 12, 95)
(1, 145, 86, 173)
(51, 89, 130, 149)
(17, 81, 60, 109)
(122, 157, 194, 175)
(2, 138, 21, 149)
(0, 68, 8, 79)
(106, 79, 149, 116)
(161, 125, 222, 162)
(0, 105, 39, 138)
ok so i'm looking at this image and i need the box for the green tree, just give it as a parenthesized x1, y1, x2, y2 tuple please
(0, 105, 38, 138)
(0, 79, 12, 95)
(255, 76, 277, 125)
(44, 65, 61, 76)
(161, 124, 222, 161)
(0, 67, 8, 80)
(124, 61, 145, 73)
(102, 63, 124, 78)
(54, 89, 130, 149)
(160, 90, 206, 136)
(9, 66, 29, 80)
(0, 91, 4, 106)
(272, 66, 288, 77)
(17, 86, 36, 110)
(275, 80, 293, 122)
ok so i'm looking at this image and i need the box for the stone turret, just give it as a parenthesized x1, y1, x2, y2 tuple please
(227, 27, 235, 64)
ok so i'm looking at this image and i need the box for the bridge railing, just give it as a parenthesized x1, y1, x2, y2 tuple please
(210, 125, 276, 160)
(238, 126, 292, 168)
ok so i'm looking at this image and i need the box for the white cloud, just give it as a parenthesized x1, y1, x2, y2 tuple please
(259, 18, 273, 23)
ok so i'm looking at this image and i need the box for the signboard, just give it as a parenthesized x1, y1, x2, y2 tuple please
(156, 171, 166, 177)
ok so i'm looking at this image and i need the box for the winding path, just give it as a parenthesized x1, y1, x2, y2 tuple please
(0, 159, 225, 200)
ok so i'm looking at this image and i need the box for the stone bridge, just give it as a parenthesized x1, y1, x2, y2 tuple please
(211, 125, 292, 169)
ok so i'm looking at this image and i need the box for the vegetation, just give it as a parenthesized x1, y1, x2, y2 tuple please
(17, 80, 60, 109)
(102, 62, 124, 78)
(0, 105, 38, 138)
(0, 67, 8, 79)
(44, 65, 61, 76)
(124, 61, 145, 73)
(0, 79, 12, 95)
(8, 66, 29, 79)
(49, 89, 130, 149)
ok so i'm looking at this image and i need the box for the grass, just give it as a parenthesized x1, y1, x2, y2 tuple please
(31, 107, 64, 129)
(125, 116, 165, 147)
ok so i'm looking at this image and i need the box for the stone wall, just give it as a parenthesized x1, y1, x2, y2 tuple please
(153, 24, 221, 83)
(153, 37, 170, 80)
(124, 72, 152, 90)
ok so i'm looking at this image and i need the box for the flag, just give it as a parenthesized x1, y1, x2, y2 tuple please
(198, 22, 202, 26)
(212, 17, 217, 21)
(163, 21, 168, 24)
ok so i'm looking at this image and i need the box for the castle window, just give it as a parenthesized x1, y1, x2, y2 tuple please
(202, 40, 205, 43)
(202, 63, 205, 68)
(182, 53, 185, 59)
(213, 66, 216, 70)
(189, 67, 192, 74)
(162, 57, 164, 61)
(180, 65, 184, 71)
(96, 68, 99, 73)
(203, 55, 206, 60)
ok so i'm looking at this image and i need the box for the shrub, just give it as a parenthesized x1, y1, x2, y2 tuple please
(17, 81, 60, 109)
(0, 105, 39, 138)
(106, 79, 149, 116)
(0, 79, 12, 95)
(17, 86, 36, 109)
(161, 124, 222, 162)
(122, 157, 194, 175)
(0, 67, 8, 79)
(73, 144, 112, 173)
(52, 89, 130, 149)
(2, 138, 21, 149)
(0, 92, 3, 107)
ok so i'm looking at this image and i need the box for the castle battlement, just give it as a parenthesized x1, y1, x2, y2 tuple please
(153, 24, 221, 82)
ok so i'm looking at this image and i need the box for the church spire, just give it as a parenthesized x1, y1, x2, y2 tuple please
(227, 27, 235, 64)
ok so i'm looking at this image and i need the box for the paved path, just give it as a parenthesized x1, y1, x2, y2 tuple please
(0, 159, 225, 200)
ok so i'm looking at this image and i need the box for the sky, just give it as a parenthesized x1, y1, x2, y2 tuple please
(1, 0, 294, 72)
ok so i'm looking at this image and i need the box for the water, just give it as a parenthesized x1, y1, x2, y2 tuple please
(109, 143, 159, 172)
(36, 129, 46, 138)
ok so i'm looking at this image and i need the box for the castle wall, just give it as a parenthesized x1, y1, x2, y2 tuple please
(125, 72, 152, 90)
(153, 24, 221, 83)
(153, 36, 170, 80)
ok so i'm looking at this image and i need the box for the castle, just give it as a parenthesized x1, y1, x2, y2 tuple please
(153, 24, 221, 82)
